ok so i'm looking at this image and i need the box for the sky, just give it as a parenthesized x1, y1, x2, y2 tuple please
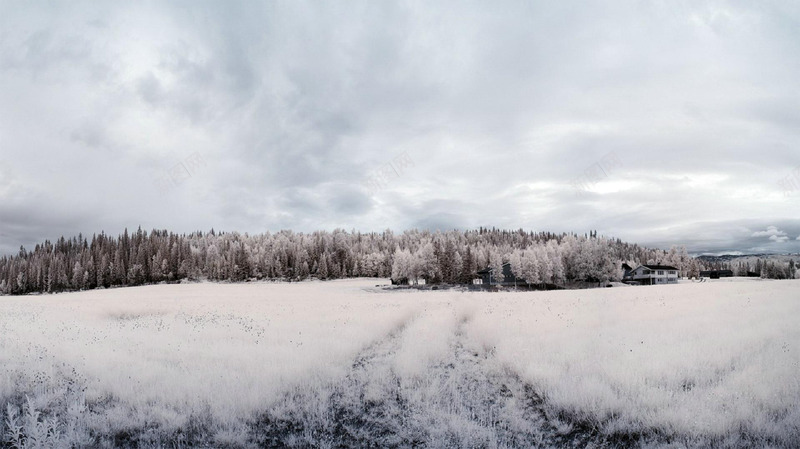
(1, 1, 799, 256)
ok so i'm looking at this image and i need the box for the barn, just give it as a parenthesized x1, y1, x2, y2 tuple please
(699, 269, 733, 279)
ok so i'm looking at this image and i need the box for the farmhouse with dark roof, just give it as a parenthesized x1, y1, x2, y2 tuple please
(623, 264, 679, 285)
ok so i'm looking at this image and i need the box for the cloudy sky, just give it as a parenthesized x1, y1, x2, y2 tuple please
(1, 1, 799, 256)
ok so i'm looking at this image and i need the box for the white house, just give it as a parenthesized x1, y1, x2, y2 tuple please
(624, 264, 679, 285)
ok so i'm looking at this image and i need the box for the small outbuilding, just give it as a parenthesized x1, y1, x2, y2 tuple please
(699, 269, 733, 279)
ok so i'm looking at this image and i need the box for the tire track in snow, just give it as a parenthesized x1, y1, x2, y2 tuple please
(253, 307, 647, 448)
(254, 311, 419, 448)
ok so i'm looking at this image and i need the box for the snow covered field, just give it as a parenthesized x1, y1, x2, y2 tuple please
(1, 279, 799, 448)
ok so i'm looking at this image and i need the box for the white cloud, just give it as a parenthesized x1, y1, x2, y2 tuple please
(752, 226, 786, 237)
(752, 226, 789, 243)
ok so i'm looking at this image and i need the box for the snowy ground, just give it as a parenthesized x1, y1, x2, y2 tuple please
(1, 278, 799, 448)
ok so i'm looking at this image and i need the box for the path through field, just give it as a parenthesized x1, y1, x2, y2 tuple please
(254, 302, 644, 448)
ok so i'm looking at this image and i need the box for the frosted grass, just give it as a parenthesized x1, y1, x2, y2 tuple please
(469, 280, 800, 445)
(1, 278, 798, 447)
(0, 280, 418, 444)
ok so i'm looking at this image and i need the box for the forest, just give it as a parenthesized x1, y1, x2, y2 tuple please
(0, 227, 793, 295)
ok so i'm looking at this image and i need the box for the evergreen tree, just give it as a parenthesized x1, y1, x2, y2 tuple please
(318, 253, 329, 279)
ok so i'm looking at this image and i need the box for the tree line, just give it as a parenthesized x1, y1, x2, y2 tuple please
(0, 226, 788, 295)
(729, 259, 798, 280)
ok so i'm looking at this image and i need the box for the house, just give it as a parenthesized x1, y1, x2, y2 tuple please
(621, 263, 633, 278)
(477, 262, 525, 287)
(623, 264, 679, 285)
(473, 263, 565, 290)
(699, 269, 733, 279)
(390, 277, 427, 286)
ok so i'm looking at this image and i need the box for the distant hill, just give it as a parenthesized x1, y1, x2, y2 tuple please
(697, 253, 800, 264)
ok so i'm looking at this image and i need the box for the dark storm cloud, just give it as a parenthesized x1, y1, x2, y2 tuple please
(0, 191, 97, 256)
(1, 1, 799, 256)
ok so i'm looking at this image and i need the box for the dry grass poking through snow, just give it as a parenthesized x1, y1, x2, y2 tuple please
(1, 278, 799, 448)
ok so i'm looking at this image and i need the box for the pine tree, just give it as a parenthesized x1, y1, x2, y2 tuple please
(318, 253, 329, 279)
(72, 262, 84, 290)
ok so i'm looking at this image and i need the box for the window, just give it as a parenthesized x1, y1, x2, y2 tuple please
(669, 270, 676, 275)
(658, 270, 664, 275)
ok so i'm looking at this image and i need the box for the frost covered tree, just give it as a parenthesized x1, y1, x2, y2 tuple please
(299, 261, 310, 279)
(390, 248, 415, 283)
(508, 250, 523, 283)
(535, 245, 553, 284)
(546, 240, 566, 284)
(488, 249, 505, 285)
(666, 245, 690, 277)
(72, 261, 84, 290)
(318, 253, 329, 279)
(524, 248, 541, 285)
(415, 242, 439, 282)
(0, 227, 723, 294)
(687, 258, 701, 279)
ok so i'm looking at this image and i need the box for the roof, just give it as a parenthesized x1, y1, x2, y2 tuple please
(477, 262, 510, 274)
(641, 264, 678, 270)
